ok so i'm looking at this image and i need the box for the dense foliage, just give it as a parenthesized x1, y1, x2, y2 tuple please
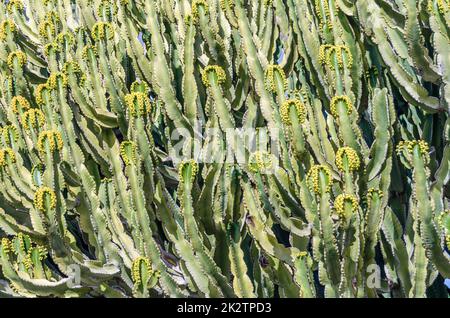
(0, 0, 449, 298)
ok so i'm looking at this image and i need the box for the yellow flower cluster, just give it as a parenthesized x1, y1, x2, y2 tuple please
(63, 61, 86, 86)
(178, 159, 199, 184)
(21, 109, 46, 131)
(248, 151, 274, 173)
(335, 147, 360, 172)
(280, 99, 307, 125)
(437, 210, 450, 249)
(35, 83, 52, 106)
(7, 51, 27, 69)
(0, 20, 16, 40)
(44, 42, 60, 57)
(33, 187, 57, 212)
(10, 96, 30, 114)
(264, 65, 287, 94)
(330, 95, 353, 118)
(0, 148, 16, 167)
(7, 0, 24, 14)
(1, 125, 19, 146)
(37, 130, 64, 154)
(91, 22, 114, 41)
(82, 45, 98, 60)
(130, 81, 149, 94)
(38, 20, 56, 40)
(56, 31, 75, 47)
(97, 0, 118, 18)
(120, 141, 137, 166)
(319, 44, 353, 70)
(314, 0, 334, 30)
(1, 238, 11, 253)
(131, 256, 153, 286)
(427, 0, 449, 14)
(125, 92, 152, 117)
(334, 193, 358, 220)
(366, 188, 383, 209)
(192, 0, 209, 22)
(201, 65, 226, 87)
(396, 140, 430, 165)
(307, 165, 333, 194)
(48, 72, 68, 89)
(219, 0, 234, 10)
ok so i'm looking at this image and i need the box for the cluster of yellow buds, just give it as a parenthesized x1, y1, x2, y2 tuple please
(201, 65, 226, 87)
(130, 81, 150, 94)
(45, 42, 62, 58)
(7, 51, 27, 69)
(1, 238, 11, 253)
(264, 65, 287, 94)
(219, 0, 234, 10)
(125, 92, 152, 117)
(178, 159, 199, 184)
(38, 19, 56, 40)
(10, 96, 30, 114)
(427, 0, 449, 14)
(91, 22, 114, 41)
(319, 44, 353, 70)
(334, 193, 359, 220)
(314, 0, 335, 30)
(21, 109, 46, 132)
(330, 95, 353, 118)
(1, 125, 19, 147)
(63, 61, 86, 86)
(97, 0, 118, 18)
(0, 20, 16, 41)
(248, 151, 274, 173)
(192, 0, 209, 23)
(7, 0, 24, 14)
(34, 187, 57, 212)
(82, 45, 98, 61)
(280, 99, 307, 125)
(56, 31, 75, 47)
(366, 188, 383, 209)
(0, 148, 16, 167)
(131, 256, 153, 286)
(335, 146, 360, 172)
(37, 130, 64, 154)
(35, 83, 52, 106)
(396, 140, 430, 165)
(48, 72, 68, 89)
(120, 141, 137, 166)
(307, 164, 333, 194)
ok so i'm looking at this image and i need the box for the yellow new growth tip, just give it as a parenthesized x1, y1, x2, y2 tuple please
(307, 165, 333, 194)
(0, 20, 16, 40)
(131, 256, 153, 285)
(11, 96, 30, 114)
(202, 65, 226, 87)
(248, 151, 274, 173)
(264, 65, 287, 94)
(22, 109, 45, 131)
(178, 159, 199, 184)
(192, 0, 209, 22)
(280, 99, 307, 125)
(125, 92, 152, 117)
(37, 130, 63, 154)
(0, 148, 16, 167)
(330, 95, 353, 118)
(120, 141, 137, 166)
(335, 147, 360, 172)
(334, 193, 358, 220)
(91, 22, 114, 41)
(7, 51, 27, 69)
(34, 187, 57, 212)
